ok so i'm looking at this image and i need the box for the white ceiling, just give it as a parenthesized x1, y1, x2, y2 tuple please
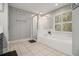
(9, 3, 69, 14)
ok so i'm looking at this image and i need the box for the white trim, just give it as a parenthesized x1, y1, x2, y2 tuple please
(9, 38, 31, 44)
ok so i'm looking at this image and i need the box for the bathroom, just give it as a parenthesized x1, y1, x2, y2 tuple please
(0, 3, 79, 56)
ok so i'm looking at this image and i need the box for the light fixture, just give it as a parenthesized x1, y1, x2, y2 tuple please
(37, 11, 43, 14)
(40, 12, 43, 14)
(55, 3, 58, 6)
(31, 14, 34, 16)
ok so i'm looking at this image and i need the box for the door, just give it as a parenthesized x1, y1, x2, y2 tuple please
(72, 4, 79, 56)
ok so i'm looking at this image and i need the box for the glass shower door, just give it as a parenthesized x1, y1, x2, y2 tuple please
(32, 15, 38, 40)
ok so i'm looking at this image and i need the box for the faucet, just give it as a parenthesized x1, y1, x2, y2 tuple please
(48, 31, 52, 35)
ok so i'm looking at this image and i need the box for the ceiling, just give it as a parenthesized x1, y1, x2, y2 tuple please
(9, 3, 69, 14)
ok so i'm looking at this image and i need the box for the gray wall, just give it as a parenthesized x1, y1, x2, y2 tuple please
(9, 6, 33, 41)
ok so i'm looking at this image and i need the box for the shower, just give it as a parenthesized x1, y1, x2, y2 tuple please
(28, 15, 39, 43)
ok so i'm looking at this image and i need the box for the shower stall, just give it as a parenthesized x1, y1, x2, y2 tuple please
(29, 15, 39, 43)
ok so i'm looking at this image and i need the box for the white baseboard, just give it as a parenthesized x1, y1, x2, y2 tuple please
(9, 38, 31, 44)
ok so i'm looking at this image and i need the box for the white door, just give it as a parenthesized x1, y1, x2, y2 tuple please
(72, 6, 79, 56)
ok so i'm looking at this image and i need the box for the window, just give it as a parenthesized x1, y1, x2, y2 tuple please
(63, 23, 72, 32)
(63, 11, 72, 22)
(55, 15, 61, 23)
(55, 15, 61, 31)
(55, 24, 61, 31)
(55, 11, 72, 32)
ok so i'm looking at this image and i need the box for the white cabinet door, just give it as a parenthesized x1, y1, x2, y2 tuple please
(72, 7, 79, 56)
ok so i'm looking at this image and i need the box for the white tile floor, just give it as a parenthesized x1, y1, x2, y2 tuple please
(8, 40, 66, 56)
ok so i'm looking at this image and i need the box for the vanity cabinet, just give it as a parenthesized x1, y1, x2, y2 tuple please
(0, 33, 3, 54)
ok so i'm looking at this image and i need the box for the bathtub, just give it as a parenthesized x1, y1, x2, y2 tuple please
(37, 30, 72, 55)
